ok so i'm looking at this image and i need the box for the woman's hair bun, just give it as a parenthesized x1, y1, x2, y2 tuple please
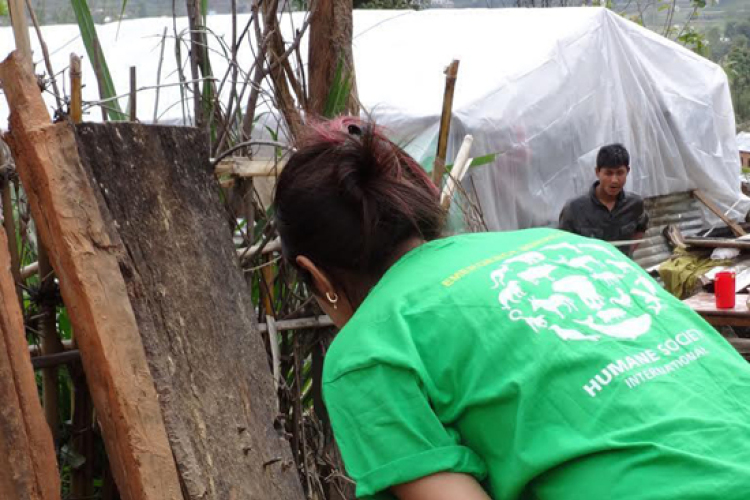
(274, 116, 445, 304)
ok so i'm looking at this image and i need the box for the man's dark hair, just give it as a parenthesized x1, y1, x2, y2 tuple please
(596, 143, 630, 170)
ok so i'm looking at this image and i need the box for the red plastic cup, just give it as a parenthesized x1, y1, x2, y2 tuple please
(715, 271, 736, 309)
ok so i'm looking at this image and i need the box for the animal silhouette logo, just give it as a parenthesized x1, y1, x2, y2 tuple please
(490, 240, 663, 343)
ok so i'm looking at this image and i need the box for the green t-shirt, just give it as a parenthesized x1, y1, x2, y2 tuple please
(322, 229, 750, 500)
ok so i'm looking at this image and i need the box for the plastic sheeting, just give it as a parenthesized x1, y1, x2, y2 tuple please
(0, 8, 745, 231)
(356, 8, 749, 231)
(738, 132, 750, 153)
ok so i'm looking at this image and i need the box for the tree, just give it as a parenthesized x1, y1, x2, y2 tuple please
(725, 35, 750, 126)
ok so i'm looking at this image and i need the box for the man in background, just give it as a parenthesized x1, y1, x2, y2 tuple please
(559, 144, 648, 257)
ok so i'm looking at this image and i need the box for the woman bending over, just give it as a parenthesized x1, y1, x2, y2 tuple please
(275, 117, 750, 500)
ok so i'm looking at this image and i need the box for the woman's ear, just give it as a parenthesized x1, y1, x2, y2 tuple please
(295, 255, 354, 329)
(296, 255, 334, 297)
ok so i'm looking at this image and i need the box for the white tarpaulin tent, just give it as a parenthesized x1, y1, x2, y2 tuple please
(737, 132, 750, 153)
(0, 7, 746, 230)
(356, 8, 749, 230)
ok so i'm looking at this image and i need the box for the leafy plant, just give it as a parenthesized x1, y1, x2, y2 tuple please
(71, 0, 127, 120)
(323, 56, 354, 118)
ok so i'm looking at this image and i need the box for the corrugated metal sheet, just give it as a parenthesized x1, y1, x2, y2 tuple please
(632, 191, 703, 269)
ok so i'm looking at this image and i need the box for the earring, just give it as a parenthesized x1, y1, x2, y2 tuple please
(326, 292, 339, 310)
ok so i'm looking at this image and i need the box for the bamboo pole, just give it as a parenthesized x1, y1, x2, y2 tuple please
(440, 135, 473, 209)
(70, 54, 82, 123)
(8, 0, 32, 71)
(432, 60, 460, 186)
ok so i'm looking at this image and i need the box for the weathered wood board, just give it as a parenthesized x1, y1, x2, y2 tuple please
(0, 51, 182, 500)
(0, 224, 60, 500)
(75, 122, 304, 500)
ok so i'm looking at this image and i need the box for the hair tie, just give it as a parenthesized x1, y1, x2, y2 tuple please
(347, 124, 362, 136)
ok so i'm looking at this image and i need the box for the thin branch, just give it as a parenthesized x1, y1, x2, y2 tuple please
(82, 78, 219, 109)
(25, 0, 63, 111)
(153, 27, 169, 123)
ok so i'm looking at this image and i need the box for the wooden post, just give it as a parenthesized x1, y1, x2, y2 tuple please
(74, 121, 305, 500)
(0, 224, 60, 500)
(0, 51, 182, 500)
(433, 60, 460, 186)
(67, 52, 97, 496)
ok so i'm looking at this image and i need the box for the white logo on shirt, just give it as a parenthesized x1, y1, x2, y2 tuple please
(490, 242, 662, 342)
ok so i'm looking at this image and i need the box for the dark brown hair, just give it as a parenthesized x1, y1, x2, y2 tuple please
(275, 117, 445, 307)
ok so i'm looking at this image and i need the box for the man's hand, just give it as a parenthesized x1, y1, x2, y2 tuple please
(392, 472, 492, 500)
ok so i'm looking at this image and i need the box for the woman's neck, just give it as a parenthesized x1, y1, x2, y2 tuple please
(385, 237, 425, 269)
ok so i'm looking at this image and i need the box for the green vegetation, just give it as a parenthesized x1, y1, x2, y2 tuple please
(703, 14, 750, 129)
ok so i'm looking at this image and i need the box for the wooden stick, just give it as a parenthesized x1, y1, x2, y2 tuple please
(682, 237, 750, 250)
(1, 171, 22, 305)
(69, 361, 95, 498)
(129, 66, 137, 122)
(256, 315, 333, 333)
(236, 236, 282, 261)
(153, 27, 168, 123)
(693, 189, 747, 237)
(267, 315, 281, 391)
(0, 222, 60, 500)
(29, 339, 74, 356)
(0, 51, 182, 500)
(32, 350, 81, 370)
(432, 59, 460, 186)
(38, 238, 63, 442)
(70, 54, 82, 124)
(21, 260, 38, 280)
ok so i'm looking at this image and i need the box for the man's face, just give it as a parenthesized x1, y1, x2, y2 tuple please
(596, 166, 629, 197)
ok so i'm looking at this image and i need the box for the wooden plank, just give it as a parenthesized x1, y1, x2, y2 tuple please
(683, 292, 750, 328)
(0, 51, 182, 500)
(0, 224, 60, 500)
(693, 189, 747, 237)
(683, 292, 750, 316)
(75, 122, 304, 500)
